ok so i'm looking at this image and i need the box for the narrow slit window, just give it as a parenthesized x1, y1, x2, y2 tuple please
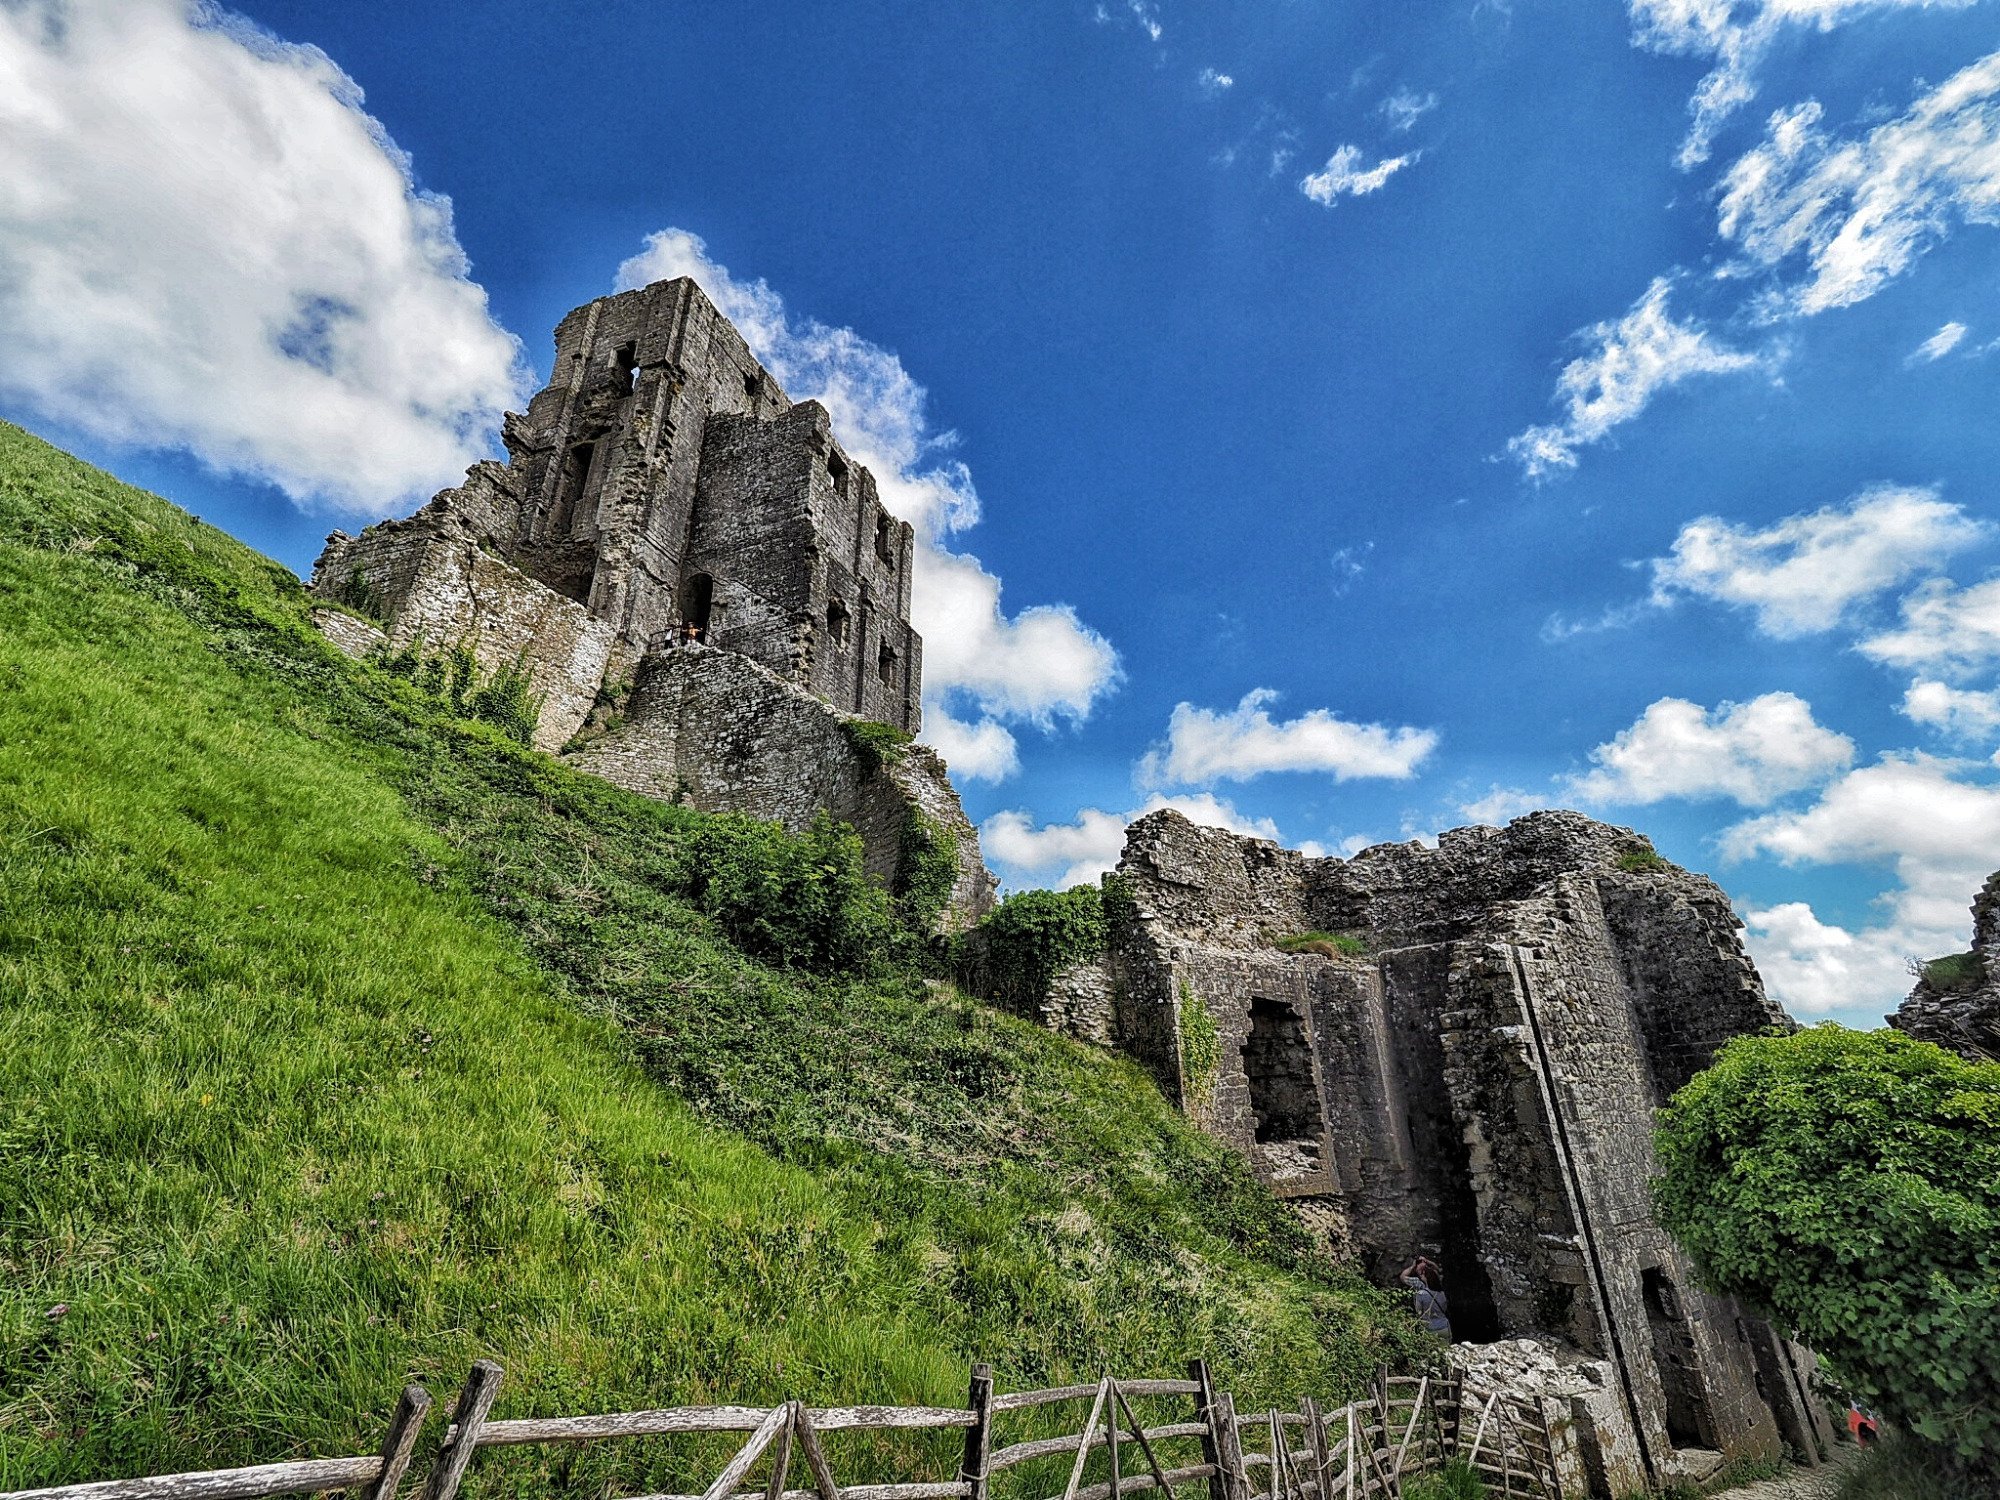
(614, 343, 638, 394)
(874, 512, 894, 564)
(826, 598, 851, 647)
(877, 640, 898, 685)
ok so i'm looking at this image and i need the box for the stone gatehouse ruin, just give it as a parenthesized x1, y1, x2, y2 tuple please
(997, 808, 1837, 1495)
(307, 276, 992, 928)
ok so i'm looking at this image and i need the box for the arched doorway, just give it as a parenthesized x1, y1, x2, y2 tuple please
(683, 572, 714, 641)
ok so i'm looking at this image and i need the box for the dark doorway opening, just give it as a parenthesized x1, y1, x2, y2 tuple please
(553, 441, 595, 537)
(1643, 1266, 1718, 1450)
(614, 342, 638, 394)
(877, 640, 898, 685)
(1241, 998, 1325, 1174)
(684, 572, 714, 641)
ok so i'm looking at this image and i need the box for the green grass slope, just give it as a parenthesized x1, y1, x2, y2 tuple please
(0, 422, 1426, 1490)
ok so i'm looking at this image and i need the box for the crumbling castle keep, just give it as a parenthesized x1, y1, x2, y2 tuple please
(309, 277, 991, 927)
(987, 809, 1835, 1495)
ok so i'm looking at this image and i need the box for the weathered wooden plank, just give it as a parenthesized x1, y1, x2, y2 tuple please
(994, 1383, 1198, 1414)
(701, 1402, 795, 1500)
(426, 1359, 505, 1500)
(0, 1458, 382, 1500)
(816, 1409, 979, 1432)
(1060, 1383, 1112, 1500)
(763, 1411, 795, 1500)
(961, 1363, 994, 1500)
(1212, 1393, 1247, 1500)
(624, 1484, 974, 1500)
(991, 1425, 1209, 1472)
(790, 1406, 844, 1500)
(475, 1406, 782, 1445)
(1115, 1387, 1176, 1500)
(1188, 1360, 1227, 1500)
(367, 1384, 433, 1500)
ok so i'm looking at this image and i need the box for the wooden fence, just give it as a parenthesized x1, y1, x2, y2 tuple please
(0, 1361, 1563, 1500)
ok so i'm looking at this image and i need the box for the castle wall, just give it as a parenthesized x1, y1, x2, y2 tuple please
(1086, 808, 1830, 1487)
(564, 646, 991, 931)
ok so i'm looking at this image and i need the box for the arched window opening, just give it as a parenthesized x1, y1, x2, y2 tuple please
(877, 639, 898, 685)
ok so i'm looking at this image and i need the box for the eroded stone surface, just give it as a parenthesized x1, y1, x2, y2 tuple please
(1070, 807, 1835, 1494)
(1891, 869, 2000, 1063)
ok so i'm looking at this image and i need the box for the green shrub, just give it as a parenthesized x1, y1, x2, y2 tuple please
(332, 564, 382, 620)
(1403, 1458, 1484, 1500)
(376, 639, 544, 746)
(1839, 1431, 1994, 1500)
(972, 885, 1108, 1008)
(1178, 981, 1219, 1107)
(840, 717, 912, 774)
(1919, 951, 1986, 994)
(683, 810, 897, 971)
(1654, 1027, 2000, 1470)
(1275, 931, 1368, 957)
(895, 810, 961, 932)
(1615, 847, 1669, 873)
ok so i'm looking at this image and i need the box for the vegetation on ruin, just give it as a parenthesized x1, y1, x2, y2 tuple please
(1177, 981, 1220, 1107)
(894, 809, 961, 933)
(1654, 1026, 2000, 1475)
(1274, 931, 1369, 957)
(966, 884, 1110, 1008)
(838, 716, 913, 774)
(0, 422, 1427, 1486)
(1614, 847, 1670, 874)
(1837, 1431, 1996, 1500)
(377, 639, 545, 748)
(1914, 950, 1985, 994)
(1400, 1458, 1482, 1500)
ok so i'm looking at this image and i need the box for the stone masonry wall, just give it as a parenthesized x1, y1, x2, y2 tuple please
(564, 645, 992, 931)
(1892, 868, 2000, 1063)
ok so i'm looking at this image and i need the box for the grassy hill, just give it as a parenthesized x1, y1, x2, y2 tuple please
(0, 421, 1427, 1491)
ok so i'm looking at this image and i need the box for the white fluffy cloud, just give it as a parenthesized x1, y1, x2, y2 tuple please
(1738, 901, 1918, 1016)
(1724, 752, 2000, 1011)
(1719, 54, 2000, 315)
(1628, 0, 1976, 168)
(1909, 320, 1969, 363)
(1139, 689, 1438, 787)
(1380, 88, 1440, 133)
(1901, 679, 2000, 741)
(1506, 278, 1763, 479)
(0, 0, 526, 512)
(1198, 67, 1234, 96)
(1648, 486, 1986, 636)
(983, 792, 1287, 889)
(1567, 692, 1854, 806)
(616, 230, 1119, 778)
(1299, 145, 1419, 205)
(1860, 574, 2000, 677)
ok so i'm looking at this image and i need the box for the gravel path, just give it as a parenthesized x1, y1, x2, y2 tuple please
(1710, 1449, 1855, 1500)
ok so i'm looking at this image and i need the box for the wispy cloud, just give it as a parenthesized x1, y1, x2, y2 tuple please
(1198, 67, 1234, 96)
(1139, 689, 1438, 787)
(0, 0, 527, 513)
(1299, 144, 1420, 205)
(617, 230, 1120, 779)
(1909, 320, 1970, 364)
(1647, 486, 1987, 637)
(1506, 277, 1763, 479)
(1719, 55, 2000, 315)
(1901, 679, 2000, 741)
(1860, 573, 2000, 678)
(1626, 0, 1977, 169)
(1379, 87, 1439, 133)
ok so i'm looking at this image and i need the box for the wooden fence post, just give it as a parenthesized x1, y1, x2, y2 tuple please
(424, 1359, 503, 1500)
(1301, 1399, 1331, 1500)
(364, 1383, 433, 1500)
(961, 1362, 994, 1500)
(1213, 1391, 1249, 1500)
(1190, 1360, 1229, 1500)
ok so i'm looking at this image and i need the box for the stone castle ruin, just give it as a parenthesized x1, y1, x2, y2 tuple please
(309, 276, 992, 927)
(312, 275, 1834, 1495)
(984, 809, 1837, 1495)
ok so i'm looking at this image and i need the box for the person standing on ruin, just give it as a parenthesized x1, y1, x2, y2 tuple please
(1401, 1257, 1452, 1340)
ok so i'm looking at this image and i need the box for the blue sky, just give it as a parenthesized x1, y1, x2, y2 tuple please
(5, 0, 2000, 1027)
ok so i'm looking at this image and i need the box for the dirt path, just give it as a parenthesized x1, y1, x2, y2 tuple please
(1711, 1449, 1855, 1499)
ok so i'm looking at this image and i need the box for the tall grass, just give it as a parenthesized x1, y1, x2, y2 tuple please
(0, 422, 1427, 1491)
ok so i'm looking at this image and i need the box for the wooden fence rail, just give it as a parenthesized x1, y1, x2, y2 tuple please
(0, 1361, 1565, 1500)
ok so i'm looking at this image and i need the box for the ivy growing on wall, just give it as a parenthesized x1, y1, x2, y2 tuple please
(838, 717, 911, 776)
(968, 884, 1107, 1011)
(377, 641, 543, 747)
(894, 809, 960, 931)
(1178, 979, 1219, 1107)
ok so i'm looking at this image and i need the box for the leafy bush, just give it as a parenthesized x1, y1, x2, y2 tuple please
(895, 810, 960, 931)
(1839, 1431, 1994, 1500)
(1654, 1027, 2000, 1470)
(683, 810, 897, 971)
(1275, 931, 1368, 957)
(972, 885, 1108, 1009)
(840, 717, 912, 774)
(378, 640, 544, 746)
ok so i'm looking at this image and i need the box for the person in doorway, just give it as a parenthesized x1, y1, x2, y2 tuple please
(678, 619, 703, 648)
(1401, 1257, 1452, 1340)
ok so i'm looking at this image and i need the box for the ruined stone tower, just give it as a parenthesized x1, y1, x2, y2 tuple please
(313, 276, 920, 741)
(309, 278, 992, 929)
